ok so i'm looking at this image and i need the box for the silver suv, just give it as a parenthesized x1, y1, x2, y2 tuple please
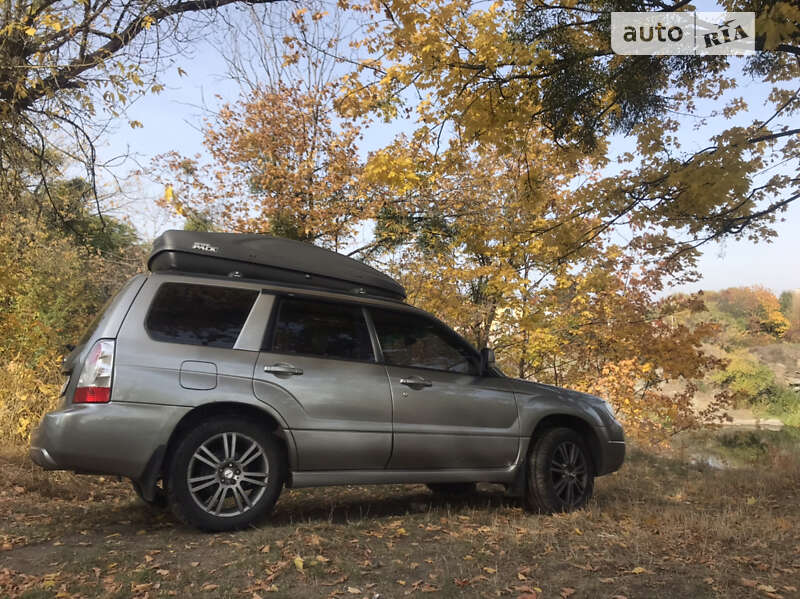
(30, 231, 624, 531)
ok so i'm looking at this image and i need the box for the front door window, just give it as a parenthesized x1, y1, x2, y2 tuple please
(369, 308, 479, 375)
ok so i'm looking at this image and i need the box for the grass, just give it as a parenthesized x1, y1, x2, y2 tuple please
(674, 427, 800, 467)
(1, 432, 800, 599)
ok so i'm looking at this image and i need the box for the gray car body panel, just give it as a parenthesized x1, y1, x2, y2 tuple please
(56, 274, 148, 410)
(30, 402, 189, 479)
(384, 365, 519, 470)
(30, 271, 625, 489)
(254, 350, 394, 471)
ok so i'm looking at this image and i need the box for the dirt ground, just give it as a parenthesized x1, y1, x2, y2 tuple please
(1, 433, 799, 599)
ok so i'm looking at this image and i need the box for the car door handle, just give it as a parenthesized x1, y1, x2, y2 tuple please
(263, 363, 303, 376)
(399, 375, 432, 388)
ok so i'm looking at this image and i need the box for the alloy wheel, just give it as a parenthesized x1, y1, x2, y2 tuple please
(549, 440, 589, 508)
(187, 432, 269, 517)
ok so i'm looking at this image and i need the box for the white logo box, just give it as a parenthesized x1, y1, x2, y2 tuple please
(611, 12, 755, 56)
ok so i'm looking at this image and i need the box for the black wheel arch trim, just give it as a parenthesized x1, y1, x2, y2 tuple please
(140, 401, 296, 501)
(528, 413, 605, 474)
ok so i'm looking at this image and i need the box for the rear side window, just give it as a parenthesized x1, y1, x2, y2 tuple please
(370, 308, 480, 375)
(268, 297, 373, 362)
(146, 283, 257, 348)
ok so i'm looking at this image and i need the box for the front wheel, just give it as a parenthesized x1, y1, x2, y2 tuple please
(524, 427, 594, 513)
(166, 418, 285, 531)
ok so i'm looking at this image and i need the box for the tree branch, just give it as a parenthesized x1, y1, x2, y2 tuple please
(8, 0, 285, 110)
(776, 43, 800, 57)
(748, 127, 800, 144)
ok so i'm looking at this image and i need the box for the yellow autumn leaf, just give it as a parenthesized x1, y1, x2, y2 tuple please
(757, 584, 777, 593)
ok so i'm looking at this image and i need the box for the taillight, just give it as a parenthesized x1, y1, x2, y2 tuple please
(74, 339, 115, 404)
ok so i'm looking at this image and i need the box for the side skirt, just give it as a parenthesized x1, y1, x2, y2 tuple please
(288, 465, 520, 489)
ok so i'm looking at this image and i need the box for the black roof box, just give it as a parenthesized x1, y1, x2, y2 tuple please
(148, 230, 406, 300)
(147, 231, 406, 300)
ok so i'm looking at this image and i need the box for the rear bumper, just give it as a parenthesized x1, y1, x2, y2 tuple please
(29, 446, 59, 469)
(29, 402, 189, 479)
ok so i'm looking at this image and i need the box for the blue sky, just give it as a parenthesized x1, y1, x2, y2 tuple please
(97, 30, 800, 297)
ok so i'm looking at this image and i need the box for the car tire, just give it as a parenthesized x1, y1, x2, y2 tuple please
(131, 480, 168, 508)
(524, 427, 594, 513)
(166, 418, 285, 532)
(426, 482, 477, 496)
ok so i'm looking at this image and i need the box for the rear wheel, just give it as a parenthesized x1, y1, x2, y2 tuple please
(426, 482, 477, 496)
(524, 427, 594, 513)
(166, 418, 285, 531)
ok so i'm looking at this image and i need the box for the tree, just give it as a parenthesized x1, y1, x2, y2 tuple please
(362, 139, 727, 440)
(158, 81, 366, 249)
(0, 0, 285, 220)
(337, 0, 799, 273)
(157, 3, 370, 249)
(779, 289, 794, 318)
(0, 159, 143, 443)
(154, 0, 799, 439)
(291, 0, 797, 439)
(712, 286, 790, 338)
(183, 208, 218, 232)
(789, 290, 800, 336)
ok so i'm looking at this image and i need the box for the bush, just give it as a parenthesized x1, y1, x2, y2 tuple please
(0, 219, 142, 444)
(0, 354, 61, 443)
(760, 386, 800, 427)
(711, 350, 778, 404)
(711, 349, 800, 426)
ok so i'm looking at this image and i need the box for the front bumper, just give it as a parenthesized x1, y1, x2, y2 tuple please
(29, 402, 189, 479)
(593, 409, 625, 476)
(599, 440, 626, 475)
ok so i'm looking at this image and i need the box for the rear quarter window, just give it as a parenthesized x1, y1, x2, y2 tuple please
(78, 275, 145, 345)
(146, 283, 257, 348)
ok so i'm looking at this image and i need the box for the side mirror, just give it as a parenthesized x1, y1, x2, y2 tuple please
(480, 348, 496, 375)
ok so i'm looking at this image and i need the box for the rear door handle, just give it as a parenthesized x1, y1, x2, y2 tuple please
(264, 362, 303, 376)
(400, 375, 432, 388)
